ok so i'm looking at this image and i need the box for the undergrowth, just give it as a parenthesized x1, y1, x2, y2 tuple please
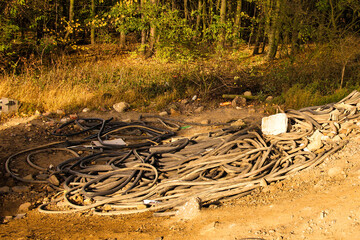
(0, 44, 359, 114)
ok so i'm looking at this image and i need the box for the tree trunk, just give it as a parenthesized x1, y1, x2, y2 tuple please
(90, 0, 95, 44)
(253, 22, 262, 55)
(120, 31, 126, 48)
(140, 0, 147, 55)
(219, 0, 226, 48)
(196, 0, 202, 32)
(184, 0, 188, 20)
(267, 0, 281, 60)
(234, 0, 242, 41)
(147, 0, 157, 58)
(65, 0, 75, 40)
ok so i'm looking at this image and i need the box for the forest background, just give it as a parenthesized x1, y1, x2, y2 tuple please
(1, 0, 360, 114)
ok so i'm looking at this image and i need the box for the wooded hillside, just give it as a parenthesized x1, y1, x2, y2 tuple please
(1, 0, 359, 69)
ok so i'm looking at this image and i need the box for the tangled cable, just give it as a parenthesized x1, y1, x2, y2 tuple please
(6, 91, 360, 216)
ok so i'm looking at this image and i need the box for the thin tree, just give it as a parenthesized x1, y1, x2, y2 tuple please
(91, 0, 95, 44)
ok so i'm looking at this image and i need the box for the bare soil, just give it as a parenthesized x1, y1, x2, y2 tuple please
(0, 104, 360, 240)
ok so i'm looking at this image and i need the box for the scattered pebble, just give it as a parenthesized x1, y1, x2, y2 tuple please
(18, 202, 32, 213)
(0, 186, 10, 193)
(328, 167, 345, 178)
(56, 109, 65, 115)
(194, 106, 204, 113)
(230, 119, 246, 128)
(181, 99, 189, 105)
(159, 111, 168, 117)
(48, 175, 60, 186)
(60, 117, 70, 123)
(2, 216, 13, 224)
(12, 186, 30, 193)
(14, 213, 26, 220)
(243, 91, 252, 97)
(113, 102, 130, 113)
(201, 119, 210, 125)
(176, 197, 201, 220)
(82, 108, 90, 113)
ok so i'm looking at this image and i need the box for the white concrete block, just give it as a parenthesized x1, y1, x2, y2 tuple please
(261, 113, 288, 135)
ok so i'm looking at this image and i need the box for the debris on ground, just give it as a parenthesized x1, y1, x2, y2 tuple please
(4, 90, 360, 218)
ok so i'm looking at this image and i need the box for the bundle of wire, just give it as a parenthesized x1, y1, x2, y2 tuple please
(6, 91, 360, 216)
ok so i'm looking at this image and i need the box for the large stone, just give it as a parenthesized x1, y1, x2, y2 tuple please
(243, 91, 252, 97)
(159, 111, 168, 117)
(0, 186, 10, 193)
(12, 185, 30, 193)
(113, 102, 130, 113)
(18, 202, 32, 213)
(230, 119, 246, 128)
(307, 130, 324, 151)
(328, 167, 345, 178)
(175, 197, 201, 220)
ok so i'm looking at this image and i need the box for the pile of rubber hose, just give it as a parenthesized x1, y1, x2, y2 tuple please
(5, 90, 360, 216)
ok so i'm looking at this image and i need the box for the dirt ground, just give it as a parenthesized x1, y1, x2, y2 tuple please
(0, 103, 360, 240)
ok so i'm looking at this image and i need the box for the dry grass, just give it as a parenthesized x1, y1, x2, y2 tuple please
(1, 44, 359, 114)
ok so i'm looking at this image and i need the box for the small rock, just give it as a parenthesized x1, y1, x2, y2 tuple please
(170, 108, 179, 115)
(230, 119, 246, 128)
(35, 174, 48, 181)
(56, 109, 65, 115)
(136, 204, 147, 210)
(122, 118, 132, 123)
(192, 95, 197, 101)
(45, 121, 56, 127)
(260, 178, 268, 187)
(0, 186, 10, 193)
(181, 99, 189, 105)
(243, 91, 252, 97)
(194, 106, 204, 113)
(48, 175, 60, 186)
(18, 202, 32, 213)
(23, 174, 33, 181)
(3, 216, 13, 223)
(103, 204, 112, 211)
(201, 119, 210, 125)
(232, 96, 246, 108)
(82, 108, 90, 113)
(12, 186, 30, 193)
(14, 213, 26, 220)
(113, 102, 130, 113)
(60, 117, 70, 123)
(83, 198, 94, 205)
(328, 167, 345, 178)
(307, 130, 324, 151)
(159, 111, 168, 117)
(43, 111, 52, 116)
(266, 96, 273, 102)
(176, 197, 201, 220)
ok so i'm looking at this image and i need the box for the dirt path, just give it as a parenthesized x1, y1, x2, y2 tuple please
(0, 106, 359, 240)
